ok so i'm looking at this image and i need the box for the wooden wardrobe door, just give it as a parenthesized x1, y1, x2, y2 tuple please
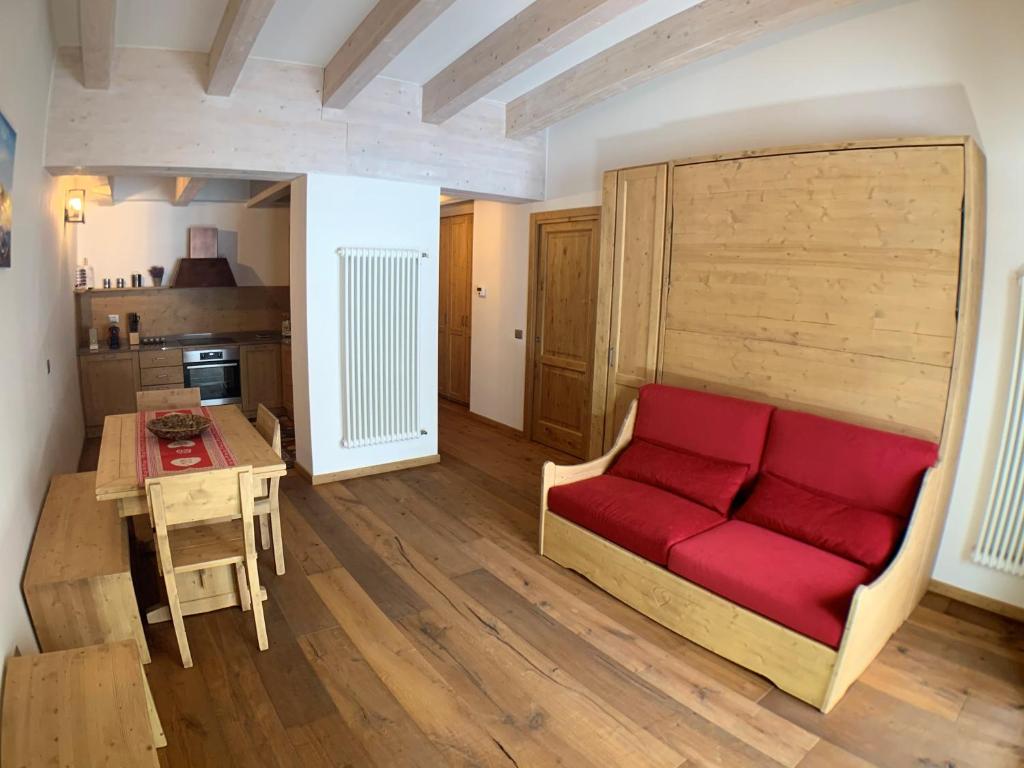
(603, 164, 668, 450)
(530, 217, 600, 457)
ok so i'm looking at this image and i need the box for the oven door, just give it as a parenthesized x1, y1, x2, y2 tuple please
(183, 361, 242, 406)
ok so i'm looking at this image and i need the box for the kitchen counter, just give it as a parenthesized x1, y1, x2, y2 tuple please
(78, 330, 285, 356)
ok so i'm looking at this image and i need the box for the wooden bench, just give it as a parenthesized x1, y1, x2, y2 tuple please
(1, 641, 165, 766)
(23, 472, 150, 662)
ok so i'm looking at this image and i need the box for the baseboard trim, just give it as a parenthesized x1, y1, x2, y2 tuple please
(306, 454, 441, 485)
(928, 579, 1024, 623)
(467, 410, 524, 438)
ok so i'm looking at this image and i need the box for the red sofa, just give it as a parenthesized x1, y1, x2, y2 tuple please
(547, 384, 938, 650)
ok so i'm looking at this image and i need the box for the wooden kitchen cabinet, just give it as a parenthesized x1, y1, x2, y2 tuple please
(241, 343, 282, 416)
(80, 352, 141, 436)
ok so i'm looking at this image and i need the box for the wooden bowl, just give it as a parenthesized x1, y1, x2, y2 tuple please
(146, 413, 212, 441)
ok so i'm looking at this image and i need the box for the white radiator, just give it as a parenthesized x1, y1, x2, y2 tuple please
(974, 274, 1024, 576)
(337, 247, 424, 448)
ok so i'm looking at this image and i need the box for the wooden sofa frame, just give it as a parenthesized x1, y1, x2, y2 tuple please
(541, 402, 946, 711)
(539, 137, 985, 712)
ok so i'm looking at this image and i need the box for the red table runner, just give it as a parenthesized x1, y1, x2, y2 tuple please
(136, 407, 238, 483)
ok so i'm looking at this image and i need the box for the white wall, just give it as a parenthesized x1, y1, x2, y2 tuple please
(0, 1, 84, 663)
(290, 174, 440, 476)
(470, 193, 598, 430)
(471, 0, 1024, 607)
(75, 201, 290, 286)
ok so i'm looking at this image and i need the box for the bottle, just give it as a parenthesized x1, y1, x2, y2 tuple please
(75, 258, 95, 290)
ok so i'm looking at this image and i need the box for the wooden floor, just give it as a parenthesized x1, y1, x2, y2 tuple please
(79, 400, 1024, 768)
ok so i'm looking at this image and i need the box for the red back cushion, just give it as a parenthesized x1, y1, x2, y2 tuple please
(634, 385, 775, 484)
(609, 439, 748, 515)
(763, 410, 938, 517)
(736, 473, 906, 570)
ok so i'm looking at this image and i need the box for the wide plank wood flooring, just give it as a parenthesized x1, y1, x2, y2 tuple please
(80, 399, 1024, 767)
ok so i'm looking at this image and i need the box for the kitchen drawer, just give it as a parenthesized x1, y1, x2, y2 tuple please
(140, 365, 184, 387)
(139, 349, 183, 369)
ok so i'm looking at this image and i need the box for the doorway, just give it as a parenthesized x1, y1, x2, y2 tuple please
(439, 208, 473, 405)
(524, 207, 601, 459)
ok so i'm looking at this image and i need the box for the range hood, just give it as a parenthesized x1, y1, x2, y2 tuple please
(172, 226, 237, 287)
(172, 257, 238, 288)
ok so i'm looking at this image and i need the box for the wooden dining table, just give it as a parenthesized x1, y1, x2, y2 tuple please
(95, 404, 287, 623)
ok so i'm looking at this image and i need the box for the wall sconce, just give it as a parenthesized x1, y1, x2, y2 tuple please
(64, 188, 86, 224)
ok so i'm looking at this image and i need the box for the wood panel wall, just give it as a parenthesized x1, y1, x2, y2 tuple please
(661, 143, 966, 441)
(76, 287, 290, 346)
(46, 47, 545, 202)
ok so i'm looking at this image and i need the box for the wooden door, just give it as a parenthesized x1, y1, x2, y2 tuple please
(527, 213, 601, 458)
(438, 213, 473, 404)
(603, 164, 668, 450)
(241, 344, 282, 415)
(438, 218, 451, 398)
(80, 352, 141, 430)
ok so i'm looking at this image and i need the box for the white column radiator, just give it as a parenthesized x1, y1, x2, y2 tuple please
(337, 247, 424, 449)
(973, 274, 1024, 575)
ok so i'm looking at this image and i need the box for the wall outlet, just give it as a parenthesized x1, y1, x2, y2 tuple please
(514, 329, 524, 340)
(107, 314, 120, 324)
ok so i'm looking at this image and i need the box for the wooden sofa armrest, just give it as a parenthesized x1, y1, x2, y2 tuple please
(538, 400, 637, 553)
(822, 464, 945, 711)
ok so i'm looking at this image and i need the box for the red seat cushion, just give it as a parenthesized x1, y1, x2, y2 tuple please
(667, 521, 874, 648)
(763, 410, 938, 517)
(634, 384, 774, 485)
(548, 475, 725, 564)
(609, 439, 748, 515)
(736, 473, 906, 571)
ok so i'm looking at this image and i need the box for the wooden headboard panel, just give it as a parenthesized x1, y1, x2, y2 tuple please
(660, 141, 970, 441)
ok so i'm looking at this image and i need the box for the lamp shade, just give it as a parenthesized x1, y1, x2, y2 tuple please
(65, 188, 85, 223)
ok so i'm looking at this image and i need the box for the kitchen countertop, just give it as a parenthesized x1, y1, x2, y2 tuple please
(78, 330, 287, 356)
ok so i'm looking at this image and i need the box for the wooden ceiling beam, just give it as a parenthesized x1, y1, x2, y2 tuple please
(323, 0, 456, 109)
(423, 0, 644, 125)
(79, 0, 117, 89)
(207, 0, 278, 96)
(173, 177, 207, 206)
(506, 0, 863, 138)
(246, 179, 292, 208)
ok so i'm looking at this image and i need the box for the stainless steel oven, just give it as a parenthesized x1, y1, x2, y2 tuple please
(182, 347, 242, 406)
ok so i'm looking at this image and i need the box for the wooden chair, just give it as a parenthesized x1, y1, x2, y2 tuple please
(254, 403, 285, 575)
(145, 466, 268, 668)
(136, 387, 202, 411)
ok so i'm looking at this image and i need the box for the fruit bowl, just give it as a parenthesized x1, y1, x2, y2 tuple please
(146, 413, 212, 441)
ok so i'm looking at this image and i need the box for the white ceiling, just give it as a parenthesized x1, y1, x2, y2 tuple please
(49, 0, 703, 104)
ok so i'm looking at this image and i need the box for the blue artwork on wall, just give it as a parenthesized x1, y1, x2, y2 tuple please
(0, 110, 15, 268)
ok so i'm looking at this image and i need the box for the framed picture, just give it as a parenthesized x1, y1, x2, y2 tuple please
(0, 109, 14, 269)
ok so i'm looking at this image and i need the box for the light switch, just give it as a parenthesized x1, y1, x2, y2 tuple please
(514, 329, 523, 340)
(476, 286, 487, 298)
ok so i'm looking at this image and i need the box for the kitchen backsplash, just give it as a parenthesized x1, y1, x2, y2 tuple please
(76, 286, 290, 346)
